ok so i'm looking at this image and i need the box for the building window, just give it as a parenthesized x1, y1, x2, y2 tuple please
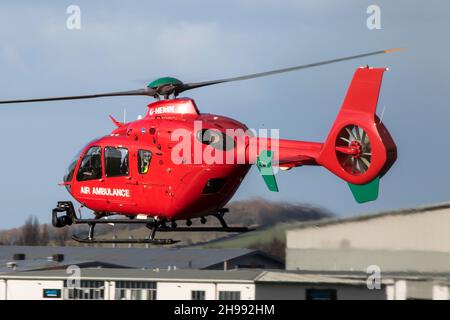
(306, 289, 337, 300)
(115, 281, 157, 300)
(191, 290, 206, 300)
(64, 280, 105, 300)
(43, 288, 62, 299)
(219, 291, 241, 300)
(76, 146, 102, 181)
(138, 149, 152, 174)
(105, 147, 129, 177)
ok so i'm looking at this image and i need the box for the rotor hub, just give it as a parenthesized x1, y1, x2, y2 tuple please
(349, 141, 362, 159)
(336, 125, 372, 175)
(147, 77, 184, 99)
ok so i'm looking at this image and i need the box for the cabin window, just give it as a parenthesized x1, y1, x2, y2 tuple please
(138, 150, 152, 174)
(105, 147, 129, 177)
(196, 129, 234, 151)
(76, 146, 102, 181)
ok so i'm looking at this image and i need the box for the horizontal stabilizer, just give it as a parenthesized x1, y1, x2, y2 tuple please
(348, 176, 380, 203)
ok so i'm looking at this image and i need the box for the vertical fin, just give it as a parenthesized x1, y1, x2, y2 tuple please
(256, 150, 279, 192)
(348, 176, 380, 203)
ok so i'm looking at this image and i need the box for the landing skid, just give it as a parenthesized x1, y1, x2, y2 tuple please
(157, 226, 253, 232)
(52, 201, 253, 245)
(72, 235, 179, 245)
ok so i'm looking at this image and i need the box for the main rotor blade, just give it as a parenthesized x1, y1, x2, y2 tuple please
(179, 48, 404, 93)
(0, 88, 155, 105)
(0, 47, 404, 104)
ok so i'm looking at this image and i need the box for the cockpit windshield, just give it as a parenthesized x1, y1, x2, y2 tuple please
(64, 138, 104, 184)
(63, 147, 84, 183)
(76, 146, 103, 181)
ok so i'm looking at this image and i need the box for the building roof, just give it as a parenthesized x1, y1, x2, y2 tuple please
(0, 268, 370, 286)
(0, 259, 125, 274)
(254, 271, 366, 285)
(0, 246, 279, 273)
(291, 269, 450, 283)
(1, 268, 262, 282)
(288, 201, 450, 231)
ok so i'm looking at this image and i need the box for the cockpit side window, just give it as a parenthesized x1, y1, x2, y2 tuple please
(138, 150, 152, 174)
(76, 146, 102, 181)
(105, 147, 129, 177)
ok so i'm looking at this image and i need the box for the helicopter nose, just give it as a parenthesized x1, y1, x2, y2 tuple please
(59, 180, 72, 195)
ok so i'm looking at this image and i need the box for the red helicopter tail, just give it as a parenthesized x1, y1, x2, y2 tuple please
(316, 67, 397, 203)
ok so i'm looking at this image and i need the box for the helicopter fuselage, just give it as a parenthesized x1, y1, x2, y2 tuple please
(61, 67, 397, 228)
(65, 98, 254, 220)
(0, 49, 401, 242)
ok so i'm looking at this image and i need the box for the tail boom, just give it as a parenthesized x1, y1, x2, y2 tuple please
(242, 67, 396, 202)
(245, 137, 323, 168)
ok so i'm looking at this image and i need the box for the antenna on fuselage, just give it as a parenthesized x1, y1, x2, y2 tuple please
(123, 108, 127, 123)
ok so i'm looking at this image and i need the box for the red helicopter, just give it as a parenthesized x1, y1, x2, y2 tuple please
(0, 49, 399, 244)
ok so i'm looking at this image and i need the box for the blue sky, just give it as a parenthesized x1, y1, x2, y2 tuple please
(0, 0, 449, 228)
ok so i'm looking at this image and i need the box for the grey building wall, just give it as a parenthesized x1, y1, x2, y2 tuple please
(207, 253, 284, 270)
(286, 248, 450, 273)
(255, 283, 386, 300)
(287, 205, 450, 253)
(405, 281, 434, 300)
(286, 204, 450, 273)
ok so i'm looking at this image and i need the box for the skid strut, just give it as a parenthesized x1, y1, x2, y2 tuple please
(52, 201, 253, 245)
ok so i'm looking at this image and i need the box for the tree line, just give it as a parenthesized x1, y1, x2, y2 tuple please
(0, 215, 71, 246)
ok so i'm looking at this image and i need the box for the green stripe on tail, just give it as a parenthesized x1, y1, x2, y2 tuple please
(348, 176, 380, 203)
(256, 150, 279, 192)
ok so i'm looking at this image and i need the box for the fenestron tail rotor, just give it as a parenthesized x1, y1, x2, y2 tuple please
(0, 48, 404, 105)
(337, 125, 372, 175)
